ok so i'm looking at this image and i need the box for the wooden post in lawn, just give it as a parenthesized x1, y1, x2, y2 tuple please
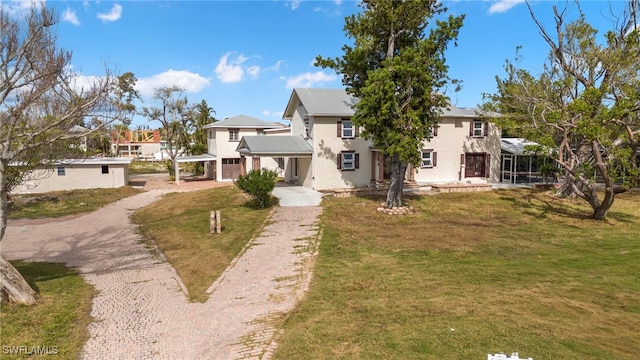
(210, 210, 221, 234)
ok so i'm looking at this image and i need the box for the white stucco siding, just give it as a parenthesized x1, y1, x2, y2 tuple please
(413, 119, 501, 184)
(311, 116, 372, 191)
(14, 163, 130, 194)
(290, 104, 309, 138)
(213, 128, 257, 181)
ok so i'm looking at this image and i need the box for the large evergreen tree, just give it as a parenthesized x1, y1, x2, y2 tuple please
(316, 0, 464, 208)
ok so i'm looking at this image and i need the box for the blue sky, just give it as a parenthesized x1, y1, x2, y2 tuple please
(4, 0, 630, 127)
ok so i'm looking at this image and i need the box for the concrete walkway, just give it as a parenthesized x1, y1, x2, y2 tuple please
(3, 189, 322, 359)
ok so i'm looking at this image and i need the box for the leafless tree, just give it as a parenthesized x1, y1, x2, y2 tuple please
(1, 5, 115, 304)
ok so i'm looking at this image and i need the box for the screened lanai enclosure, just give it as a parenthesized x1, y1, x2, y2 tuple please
(500, 138, 557, 184)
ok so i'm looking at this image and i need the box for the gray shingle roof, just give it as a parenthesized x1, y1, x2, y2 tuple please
(236, 136, 313, 157)
(284, 88, 357, 118)
(284, 88, 491, 120)
(204, 115, 285, 129)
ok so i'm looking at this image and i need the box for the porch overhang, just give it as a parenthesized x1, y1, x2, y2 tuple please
(236, 136, 313, 158)
(175, 154, 217, 163)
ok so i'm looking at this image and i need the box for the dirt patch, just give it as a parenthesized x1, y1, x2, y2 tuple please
(130, 174, 233, 192)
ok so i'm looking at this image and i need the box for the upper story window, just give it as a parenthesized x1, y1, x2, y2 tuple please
(337, 119, 358, 139)
(429, 125, 438, 137)
(101, 165, 109, 174)
(342, 121, 353, 138)
(229, 129, 239, 141)
(57, 167, 65, 176)
(256, 130, 266, 136)
(471, 120, 487, 137)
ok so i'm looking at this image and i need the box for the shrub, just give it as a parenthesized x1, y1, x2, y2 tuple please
(234, 168, 278, 209)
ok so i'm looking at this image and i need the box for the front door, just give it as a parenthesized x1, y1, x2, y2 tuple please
(465, 153, 488, 178)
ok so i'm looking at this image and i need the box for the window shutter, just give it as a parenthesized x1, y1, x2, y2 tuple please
(460, 153, 465, 165)
(485, 153, 491, 178)
(469, 121, 473, 136)
(337, 121, 342, 137)
(355, 153, 360, 169)
(433, 125, 438, 137)
(355, 126, 360, 137)
(433, 152, 438, 167)
(337, 153, 342, 169)
(484, 122, 488, 137)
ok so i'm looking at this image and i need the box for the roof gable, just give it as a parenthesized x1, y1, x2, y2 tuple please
(284, 88, 357, 119)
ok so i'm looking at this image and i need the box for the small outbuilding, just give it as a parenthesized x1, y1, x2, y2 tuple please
(12, 157, 133, 194)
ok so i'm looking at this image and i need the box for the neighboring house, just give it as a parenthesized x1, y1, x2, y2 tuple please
(111, 129, 162, 159)
(203, 115, 287, 181)
(236, 88, 500, 192)
(69, 124, 89, 152)
(12, 157, 133, 194)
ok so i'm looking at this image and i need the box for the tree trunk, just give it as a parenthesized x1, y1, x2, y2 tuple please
(0, 161, 38, 305)
(0, 255, 37, 305)
(174, 158, 179, 185)
(385, 154, 407, 208)
(593, 195, 614, 220)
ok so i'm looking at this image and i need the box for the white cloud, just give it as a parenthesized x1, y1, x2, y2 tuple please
(215, 52, 247, 83)
(246, 66, 261, 79)
(488, 0, 525, 14)
(288, 0, 301, 10)
(262, 110, 284, 118)
(97, 4, 122, 22)
(62, 8, 81, 26)
(1, 0, 46, 17)
(136, 70, 211, 96)
(215, 52, 279, 83)
(284, 71, 337, 89)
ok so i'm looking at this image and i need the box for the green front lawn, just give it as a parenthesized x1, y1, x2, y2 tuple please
(131, 186, 273, 302)
(0, 262, 95, 359)
(273, 189, 640, 359)
(8, 187, 141, 220)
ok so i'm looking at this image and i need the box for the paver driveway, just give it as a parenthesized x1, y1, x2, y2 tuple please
(3, 188, 322, 359)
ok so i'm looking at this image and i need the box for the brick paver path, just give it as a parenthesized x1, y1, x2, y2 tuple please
(3, 189, 322, 359)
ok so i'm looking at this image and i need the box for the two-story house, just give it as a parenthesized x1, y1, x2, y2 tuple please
(203, 115, 288, 181)
(206, 88, 500, 192)
(235, 88, 500, 191)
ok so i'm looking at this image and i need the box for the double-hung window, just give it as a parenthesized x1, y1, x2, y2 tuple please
(342, 120, 354, 138)
(229, 129, 239, 141)
(342, 152, 355, 170)
(472, 120, 486, 137)
(337, 151, 359, 171)
(421, 150, 436, 168)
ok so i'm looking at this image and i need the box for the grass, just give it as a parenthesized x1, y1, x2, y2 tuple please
(128, 160, 168, 174)
(131, 186, 273, 302)
(8, 186, 141, 220)
(0, 262, 95, 359)
(272, 189, 640, 359)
